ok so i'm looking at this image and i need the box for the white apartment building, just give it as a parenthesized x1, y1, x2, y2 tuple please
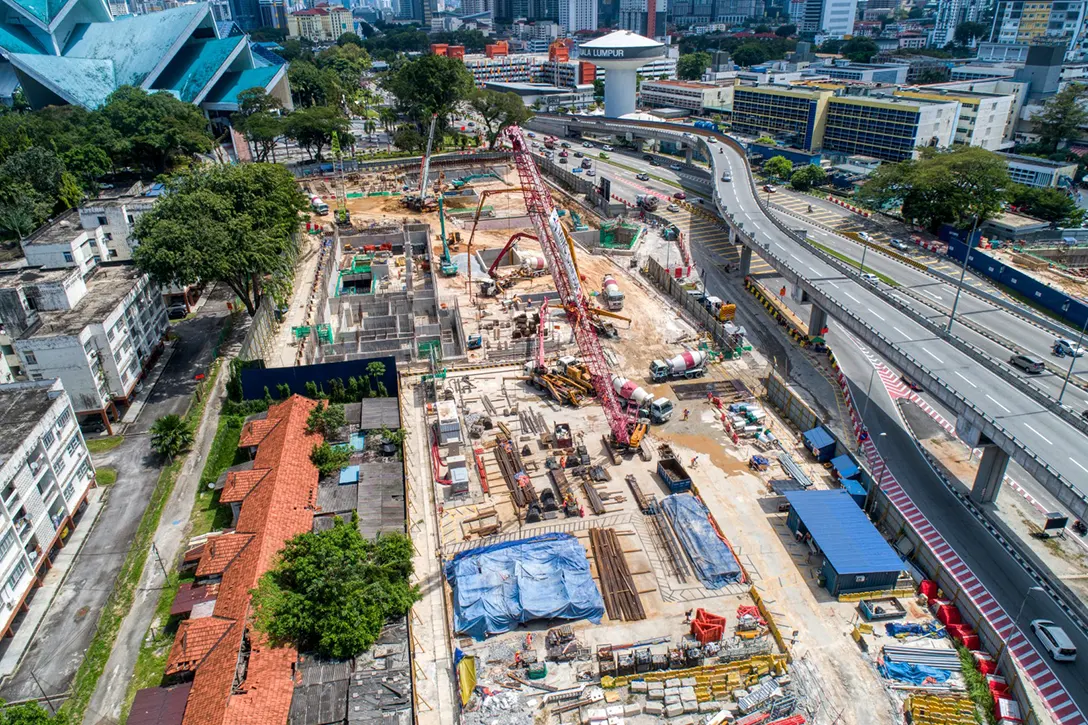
(76, 182, 159, 263)
(558, 0, 596, 33)
(800, 0, 857, 37)
(639, 79, 734, 112)
(0, 265, 168, 432)
(931, 0, 982, 47)
(0, 379, 94, 638)
(895, 89, 1016, 150)
(21, 210, 105, 277)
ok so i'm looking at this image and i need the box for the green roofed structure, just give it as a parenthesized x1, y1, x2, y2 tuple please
(0, 0, 291, 119)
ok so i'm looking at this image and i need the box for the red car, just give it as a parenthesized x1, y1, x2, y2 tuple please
(559, 150, 568, 157)
(673, 191, 686, 200)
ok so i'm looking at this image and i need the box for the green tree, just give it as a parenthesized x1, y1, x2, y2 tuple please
(285, 106, 351, 160)
(309, 441, 352, 475)
(316, 43, 372, 99)
(232, 88, 286, 163)
(392, 124, 427, 153)
(381, 53, 474, 133)
(677, 51, 712, 80)
(790, 163, 827, 191)
(150, 414, 193, 461)
(754, 24, 772, 33)
(915, 67, 949, 84)
(133, 164, 307, 315)
(337, 31, 365, 47)
(1008, 184, 1086, 226)
(99, 86, 215, 172)
(252, 517, 419, 659)
(0, 147, 78, 208)
(469, 89, 533, 149)
(954, 21, 988, 46)
(763, 155, 793, 181)
(732, 43, 768, 67)
(60, 144, 112, 189)
(306, 401, 348, 438)
(840, 37, 878, 62)
(775, 23, 796, 37)
(858, 146, 1010, 230)
(592, 79, 604, 99)
(289, 61, 341, 107)
(0, 702, 70, 724)
(819, 38, 844, 54)
(1033, 83, 1088, 151)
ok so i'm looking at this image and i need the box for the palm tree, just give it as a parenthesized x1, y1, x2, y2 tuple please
(150, 414, 194, 461)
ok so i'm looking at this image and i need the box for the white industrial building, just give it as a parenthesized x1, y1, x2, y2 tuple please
(0, 265, 168, 432)
(639, 79, 734, 112)
(76, 182, 160, 264)
(799, 0, 858, 38)
(0, 378, 94, 638)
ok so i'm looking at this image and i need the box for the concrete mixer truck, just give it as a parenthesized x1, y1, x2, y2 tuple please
(649, 350, 708, 383)
(601, 275, 624, 311)
(611, 376, 674, 424)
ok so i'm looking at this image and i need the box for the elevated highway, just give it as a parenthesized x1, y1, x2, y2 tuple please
(530, 114, 1088, 523)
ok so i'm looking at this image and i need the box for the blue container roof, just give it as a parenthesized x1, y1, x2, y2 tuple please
(802, 426, 835, 451)
(830, 454, 859, 479)
(785, 490, 903, 575)
(841, 478, 866, 498)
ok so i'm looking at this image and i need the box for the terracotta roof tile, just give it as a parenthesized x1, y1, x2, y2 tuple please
(238, 418, 279, 448)
(219, 469, 270, 504)
(195, 533, 254, 578)
(164, 617, 235, 676)
(179, 396, 323, 725)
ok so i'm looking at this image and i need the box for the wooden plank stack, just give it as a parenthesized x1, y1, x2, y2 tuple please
(589, 528, 646, 622)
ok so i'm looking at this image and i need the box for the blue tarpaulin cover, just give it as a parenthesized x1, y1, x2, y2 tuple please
(885, 622, 946, 638)
(444, 533, 605, 640)
(879, 661, 952, 685)
(660, 494, 743, 589)
(829, 454, 859, 480)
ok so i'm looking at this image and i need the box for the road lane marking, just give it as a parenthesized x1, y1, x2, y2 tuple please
(867, 308, 885, 321)
(829, 282, 839, 289)
(986, 394, 1011, 413)
(923, 290, 943, 300)
(922, 348, 944, 364)
(1024, 424, 1053, 445)
(954, 371, 977, 388)
(893, 326, 907, 337)
(845, 292, 859, 302)
(1070, 458, 1088, 474)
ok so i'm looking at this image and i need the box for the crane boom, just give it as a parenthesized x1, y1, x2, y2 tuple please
(503, 125, 629, 445)
(418, 113, 438, 199)
(537, 297, 548, 371)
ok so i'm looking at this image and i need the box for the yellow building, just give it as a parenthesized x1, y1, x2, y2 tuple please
(287, 3, 352, 43)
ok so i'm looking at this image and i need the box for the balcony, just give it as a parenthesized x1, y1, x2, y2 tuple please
(14, 515, 32, 541)
(1, 483, 17, 509)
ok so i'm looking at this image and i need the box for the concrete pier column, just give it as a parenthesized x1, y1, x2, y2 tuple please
(729, 226, 736, 245)
(684, 146, 693, 164)
(809, 305, 828, 337)
(971, 445, 1010, 504)
(740, 245, 753, 276)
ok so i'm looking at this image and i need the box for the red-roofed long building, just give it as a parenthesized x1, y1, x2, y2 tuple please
(163, 395, 322, 725)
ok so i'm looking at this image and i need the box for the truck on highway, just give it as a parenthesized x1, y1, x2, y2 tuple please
(649, 350, 708, 382)
(637, 195, 659, 212)
(657, 444, 692, 492)
(601, 275, 624, 310)
(612, 375, 674, 423)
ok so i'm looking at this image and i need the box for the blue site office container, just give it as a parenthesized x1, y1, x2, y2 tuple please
(802, 426, 836, 462)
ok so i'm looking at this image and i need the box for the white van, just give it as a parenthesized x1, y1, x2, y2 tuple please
(1031, 619, 1077, 662)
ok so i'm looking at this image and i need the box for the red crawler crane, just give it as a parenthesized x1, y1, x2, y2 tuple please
(503, 125, 630, 446)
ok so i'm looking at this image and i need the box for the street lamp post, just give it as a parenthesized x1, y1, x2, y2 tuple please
(859, 241, 869, 276)
(1059, 311, 1088, 405)
(864, 432, 888, 514)
(946, 214, 981, 334)
(1014, 586, 1045, 625)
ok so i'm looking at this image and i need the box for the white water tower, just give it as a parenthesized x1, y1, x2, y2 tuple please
(578, 30, 665, 118)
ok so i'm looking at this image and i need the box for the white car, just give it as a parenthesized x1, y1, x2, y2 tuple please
(860, 273, 879, 284)
(857, 231, 872, 242)
(582, 141, 594, 148)
(602, 144, 614, 151)
(706, 137, 717, 144)
(1054, 338, 1085, 357)
(667, 203, 680, 212)
(1031, 619, 1077, 662)
(586, 169, 596, 176)
(669, 164, 682, 170)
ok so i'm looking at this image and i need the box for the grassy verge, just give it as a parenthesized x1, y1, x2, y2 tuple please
(95, 467, 117, 486)
(61, 358, 223, 722)
(117, 411, 243, 721)
(594, 156, 685, 191)
(809, 241, 900, 287)
(958, 645, 998, 725)
(86, 436, 124, 455)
